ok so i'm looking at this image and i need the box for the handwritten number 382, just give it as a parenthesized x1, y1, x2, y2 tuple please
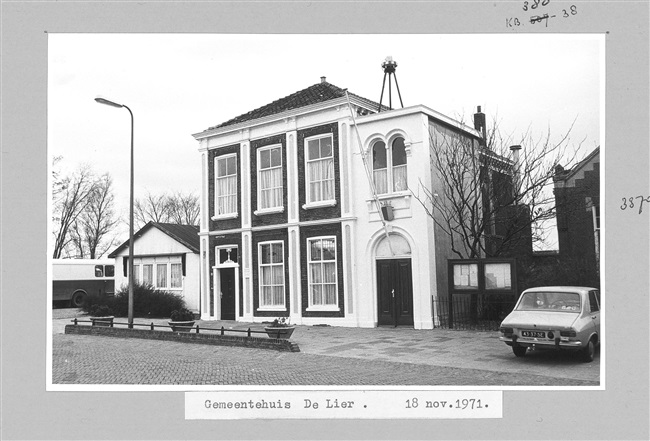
(523, 0, 550, 11)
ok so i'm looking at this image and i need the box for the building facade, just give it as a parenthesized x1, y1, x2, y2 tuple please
(553, 147, 600, 287)
(193, 78, 483, 328)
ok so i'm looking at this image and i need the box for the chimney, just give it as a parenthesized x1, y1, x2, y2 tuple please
(320, 76, 327, 83)
(473, 106, 487, 145)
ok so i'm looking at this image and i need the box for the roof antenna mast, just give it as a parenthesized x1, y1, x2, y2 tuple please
(378, 56, 404, 112)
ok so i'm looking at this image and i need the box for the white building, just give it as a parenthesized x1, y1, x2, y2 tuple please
(108, 222, 201, 313)
(193, 76, 484, 329)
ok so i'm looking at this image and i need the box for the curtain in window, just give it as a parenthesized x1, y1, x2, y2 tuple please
(142, 264, 153, 285)
(133, 264, 140, 283)
(373, 169, 388, 194)
(217, 175, 237, 215)
(157, 264, 167, 288)
(308, 158, 334, 202)
(392, 137, 407, 191)
(259, 167, 282, 209)
(308, 238, 337, 306)
(260, 243, 284, 307)
(392, 165, 407, 191)
(171, 263, 182, 288)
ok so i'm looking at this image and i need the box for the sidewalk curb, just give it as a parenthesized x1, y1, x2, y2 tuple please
(64, 325, 301, 352)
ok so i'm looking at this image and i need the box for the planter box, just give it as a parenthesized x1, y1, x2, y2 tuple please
(169, 321, 195, 332)
(264, 326, 296, 339)
(90, 316, 114, 327)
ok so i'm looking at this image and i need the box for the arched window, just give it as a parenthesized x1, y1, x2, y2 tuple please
(372, 140, 388, 194)
(391, 137, 408, 191)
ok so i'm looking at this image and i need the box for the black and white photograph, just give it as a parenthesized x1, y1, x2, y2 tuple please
(47, 33, 603, 388)
(2, 1, 648, 440)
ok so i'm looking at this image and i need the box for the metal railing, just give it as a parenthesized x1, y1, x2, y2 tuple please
(433, 297, 516, 331)
(70, 318, 268, 338)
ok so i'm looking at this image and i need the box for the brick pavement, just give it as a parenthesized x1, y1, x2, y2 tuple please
(52, 334, 598, 386)
(51, 309, 600, 386)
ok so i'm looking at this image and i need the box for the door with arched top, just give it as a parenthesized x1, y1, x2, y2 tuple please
(377, 259, 413, 326)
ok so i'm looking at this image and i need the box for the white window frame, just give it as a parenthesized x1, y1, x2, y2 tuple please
(257, 241, 286, 311)
(213, 153, 238, 220)
(306, 236, 340, 311)
(255, 144, 284, 215)
(303, 133, 336, 209)
(370, 136, 408, 196)
(134, 257, 183, 290)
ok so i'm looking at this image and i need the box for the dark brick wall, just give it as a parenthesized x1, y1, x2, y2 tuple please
(208, 144, 242, 231)
(297, 123, 341, 222)
(210, 233, 243, 317)
(65, 325, 300, 352)
(250, 134, 288, 227)
(299, 223, 345, 318)
(251, 228, 290, 317)
(554, 160, 600, 287)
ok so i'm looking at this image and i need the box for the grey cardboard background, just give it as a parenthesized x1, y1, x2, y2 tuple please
(1, 1, 648, 440)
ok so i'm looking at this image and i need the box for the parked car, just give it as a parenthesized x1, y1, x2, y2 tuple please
(499, 286, 601, 362)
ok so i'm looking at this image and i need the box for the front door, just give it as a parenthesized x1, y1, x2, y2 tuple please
(220, 268, 236, 320)
(377, 259, 413, 326)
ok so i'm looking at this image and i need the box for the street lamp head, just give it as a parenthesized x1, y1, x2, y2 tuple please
(94, 96, 124, 108)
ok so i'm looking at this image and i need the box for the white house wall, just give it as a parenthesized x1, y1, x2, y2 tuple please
(113, 227, 200, 312)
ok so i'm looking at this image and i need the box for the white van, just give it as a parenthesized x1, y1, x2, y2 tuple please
(52, 259, 115, 307)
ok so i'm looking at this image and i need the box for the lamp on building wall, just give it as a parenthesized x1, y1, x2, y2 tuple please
(95, 96, 135, 329)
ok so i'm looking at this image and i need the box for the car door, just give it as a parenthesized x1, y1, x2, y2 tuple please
(587, 290, 601, 340)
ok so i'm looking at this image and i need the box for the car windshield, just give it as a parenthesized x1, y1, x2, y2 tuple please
(516, 291, 581, 312)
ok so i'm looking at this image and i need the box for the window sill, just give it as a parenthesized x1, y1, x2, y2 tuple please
(256, 307, 287, 312)
(306, 306, 340, 312)
(302, 200, 337, 210)
(254, 207, 285, 216)
(212, 213, 238, 221)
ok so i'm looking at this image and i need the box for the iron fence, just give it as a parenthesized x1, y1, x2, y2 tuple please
(433, 296, 516, 331)
(70, 318, 269, 337)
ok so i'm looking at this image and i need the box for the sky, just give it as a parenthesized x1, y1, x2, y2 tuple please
(48, 33, 602, 246)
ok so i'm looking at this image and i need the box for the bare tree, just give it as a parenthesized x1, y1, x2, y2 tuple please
(415, 117, 582, 259)
(52, 163, 97, 258)
(70, 173, 119, 259)
(167, 191, 200, 225)
(134, 191, 199, 228)
(134, 192, 171, 228)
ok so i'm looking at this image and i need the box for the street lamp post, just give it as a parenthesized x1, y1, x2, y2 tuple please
(95, 97, 135, 329)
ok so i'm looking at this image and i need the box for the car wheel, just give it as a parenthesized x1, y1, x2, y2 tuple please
(581, 338, 596, 363)
(512, 346, 527, 357)
(70, 291, 86, 308)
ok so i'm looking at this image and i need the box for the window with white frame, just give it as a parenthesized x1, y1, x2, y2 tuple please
(156, 263, 167, 288)
(257, 145, 283, 211)
(392, 137, 408, 191)
(258, 241, 285, 309)
(132, 259, 183, 289)
(305, 134, 335, 205)
(142, 264, 153, 285)
(371, 136, 408, 195)
(171, 263, 183, 288)
(372, 140, 388, 194)
(307, 237, 338, 309)
(214, 154, 238, 217)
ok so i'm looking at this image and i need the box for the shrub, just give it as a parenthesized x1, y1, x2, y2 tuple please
(82, 293, 115, 314)
(170, 308, 195, 322)
(89, 304, 114, 317)
(112, 283, 186, 318)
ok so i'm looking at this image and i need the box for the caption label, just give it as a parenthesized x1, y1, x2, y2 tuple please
(185, 390, 502, 419)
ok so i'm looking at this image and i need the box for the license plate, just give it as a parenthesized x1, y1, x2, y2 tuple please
(521, 330, 546, 338)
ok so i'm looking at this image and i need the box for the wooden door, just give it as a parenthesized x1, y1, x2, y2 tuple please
(377, 259, 413, 326)
(220, 268, 236, 320)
